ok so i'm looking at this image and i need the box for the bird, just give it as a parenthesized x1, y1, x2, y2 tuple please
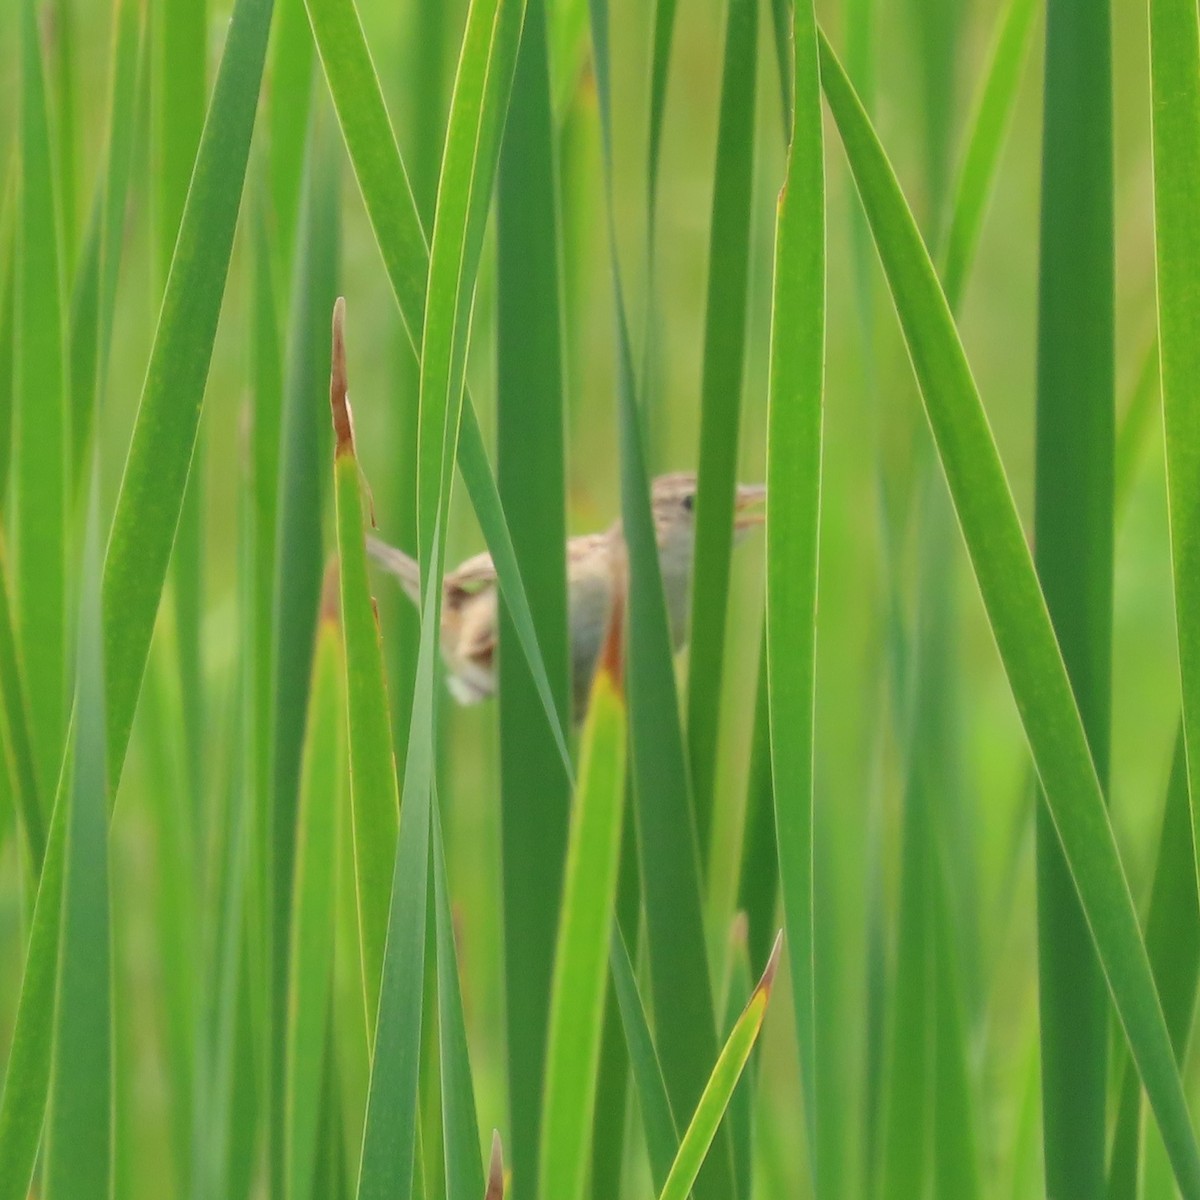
(367, 472, 766, 717)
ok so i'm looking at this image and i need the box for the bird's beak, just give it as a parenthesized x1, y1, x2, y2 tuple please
(733, 483, 767, 530)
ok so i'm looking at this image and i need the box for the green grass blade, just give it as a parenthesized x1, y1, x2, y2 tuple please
(765, 0, 825, 1184)
(44, 474, 110, 1200)
(0, 531, 44, 870)
(657, 936, 782, 1200)
(16, 0, 69, 806)
(720, 923, 755, 1200)
(1108, 729, 1200, 1199)
(587, 1, 734, 1192)
(268, 0, 315, 272)
(940, 0, 1037, 311)
(1033, 0, 1115, 1188)
(330, 298, 400, 1031)
(1149, 0, 1200, 911)
(303, 0, 572, 776)
(1115, 340, 1159, 519)
(286, 606, 345, 1200)
(687, 0, 758, 856)
(102, 0, 274, 783)
(0, 222, 14, 505)
(538, 614, 627, 1200)
(818, 31, 1200, 1195)
(647, 0, 678, 218)
(609, 927, 679, 1192)
(496, 3, 572, 1191)
(434, 804, 486, 1200)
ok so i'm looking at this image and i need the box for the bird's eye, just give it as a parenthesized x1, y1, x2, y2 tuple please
(682, 493, 695, 512)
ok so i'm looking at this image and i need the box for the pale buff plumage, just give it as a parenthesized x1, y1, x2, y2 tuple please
(367, 473, 765, 717)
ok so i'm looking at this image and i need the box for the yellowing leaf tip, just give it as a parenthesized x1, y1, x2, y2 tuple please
(330, 296, 354, 458)
(756, 930, 784, 1000)
(485, 1130, 504, 1199)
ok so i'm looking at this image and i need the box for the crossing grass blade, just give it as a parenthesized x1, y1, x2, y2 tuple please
(538, 607, 627, 1200)
(940, 0, 1038, 310)
(765, 0, 825, 1186)
(817, 30, 1200, 1195)
(1149, 0, 1200, 903)
(43, 474, 110, 1200)
(1108, 729, 1200, 1199)
(687, 0, 758, 856)
(0, 531, 43, 870)
(1115, 340, 1160, 518)
(102, 0, 274, 784)
(587, 0, 734, 1192)
(330, 298, 400, 1030)
(285, 598, 344, 1200)
(16, 0, 69, 807)
(303, 0, 572, 778)
(657, 935, 782, 1200)
(496, 3, 572, 1191)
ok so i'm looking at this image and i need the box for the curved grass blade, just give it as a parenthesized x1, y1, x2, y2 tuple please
(765, 0, 825, 1184)
(330, 299, 400, 1028)
(0, 531, 44, 870)
(102, 0, 274, 783)
(538, 605, 627, 1200)
(657, 935, 782, 1200)
(687, 0, 759, 856)
(1108, 728, 1200, 1198)
(43, 473, 110, 1200)
(16, 0, 69, 805)
(285, 598, 345, 1200)
(817, 31, 1200, 1194)
(301, 0, 572, 779)
(1149, 0, 1200, 905)
(646, 0, 678, 220)
(496, 4, 572, 1189)
(940, 0, 1037, 310)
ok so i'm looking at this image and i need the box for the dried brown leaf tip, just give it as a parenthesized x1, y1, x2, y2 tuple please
(320, 557, 341, 624)
(599, 545, 626, 696)
(754, 930, 784, 1001)
(484, 1130, 504, 1200)
(330, 296, 354, 458)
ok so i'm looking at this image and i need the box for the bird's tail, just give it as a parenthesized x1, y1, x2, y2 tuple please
(366, 535, 423, 607)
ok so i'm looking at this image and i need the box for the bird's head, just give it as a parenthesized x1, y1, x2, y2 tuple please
(649, 472, 766, 576)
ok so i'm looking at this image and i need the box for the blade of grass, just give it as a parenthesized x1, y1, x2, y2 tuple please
(720, 921, 755, 1200)
(1108, 729, 1200, 1199)
(0, 218, 13, 505)
(268, 0, 315, 274)
(765, 0, 825, 1188)
(330, 298, 400, 1033)
(587, 1, 735, 1193)
(1114, 339, 1159, 519)
(538, 604, 627, 1200)
(687, 0, 758, 858)
(818, 31, 1200, 1194)
(647, 0, 678, 222)
(285, 595, 345, 1200)
(0, 531, 44, 870)
(302, 0, 572, 777)
(16, 0, 69, 807)
(43, 471, 110, 1200)
(495, 3, 572, 1192)
(657, 935, 782, 1200)
(1149, 0, 1200, 907)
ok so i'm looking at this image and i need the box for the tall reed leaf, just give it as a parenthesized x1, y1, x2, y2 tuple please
(688, 0, 758, 855)
(657, 936, 782, 1200)
(818, 32, 1200, 1194)
(766, 0, 825, 1185)
(587, 1, 733, 1190)
(44, 477, 110, 1200)
(496, 3, 572, 1191)
(16, 0, 68, 805)
(285, 595, 344, 1200)
(303, 0, 571, 775)
(103, 0, 273, 781)
(331, 299, 400, 1028)
(538, 608, 627, 1200)
(1149, 0, 1200, 897)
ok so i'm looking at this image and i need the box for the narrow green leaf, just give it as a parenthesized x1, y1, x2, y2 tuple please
(765, 0, 825, 1186)
(16, 0, 69, 804)
(330, 297, 400, 1030)
(1114, 340, 1159, 519)
(658, 936, 782, 1200)
(647, 0, 678, 218)
(538, 614, 627, 1200)
(818, 30, 1200, 1194)
(286, 610, 345, 1200)
(496, 4, 572, 1191)
(687, 0, 758, 856)
(268, 0, 315, 272)
(0, 220, 14, 505)
(102, 0, 274, 784)
(1149, 0, 1200, 909)
(44, 474, 110, 1200)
